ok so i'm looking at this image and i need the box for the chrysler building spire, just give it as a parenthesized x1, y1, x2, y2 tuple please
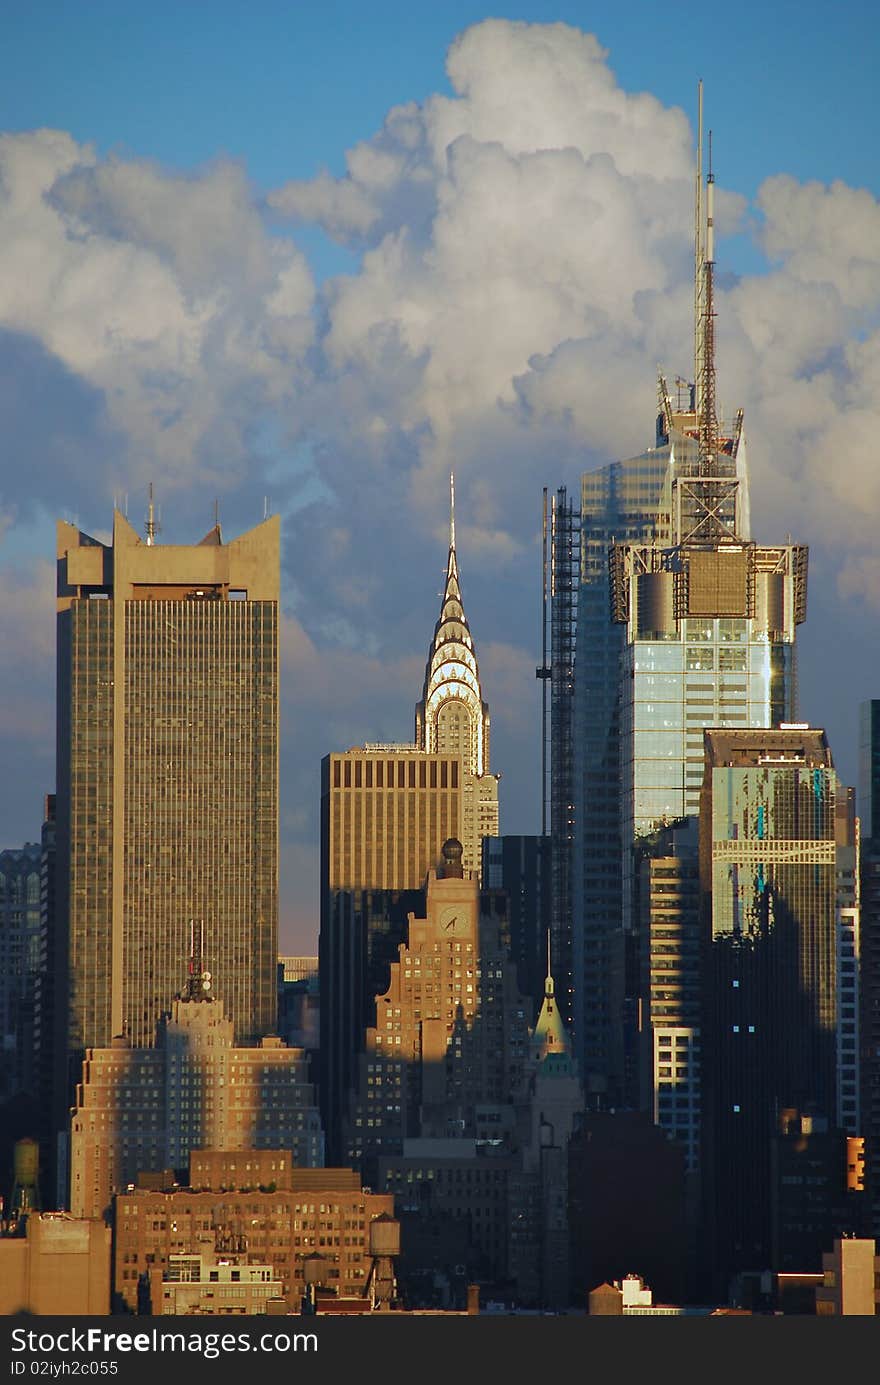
(414, 476, 499, 880)
(415, 474, 491, 776)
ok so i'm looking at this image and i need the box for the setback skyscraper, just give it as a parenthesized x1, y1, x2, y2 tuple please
(54, 506, 280, 1194)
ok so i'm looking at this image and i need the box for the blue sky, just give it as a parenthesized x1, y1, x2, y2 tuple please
(5, 1, 878, 273)
(1, 3, 879, 949)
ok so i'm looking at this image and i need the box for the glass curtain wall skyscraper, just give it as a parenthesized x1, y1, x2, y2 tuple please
(570, 94, 808, 1108)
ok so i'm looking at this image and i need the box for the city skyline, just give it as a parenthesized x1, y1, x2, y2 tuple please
(1, 6, 879, 954)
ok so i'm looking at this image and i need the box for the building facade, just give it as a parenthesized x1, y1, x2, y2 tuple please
(149, 1251, 283, 1315)
(481, 834, 552, 1018)
(111, 1169, 395, 1313)
(0, 841, 42, 1102)
(54, 510, 280, 1174)
(342, 838, 531, 1176)
(345, 839, 583, 1308)
(319, 745, 463, 1162)
(69, 974, 322, 1220)
(858, 699, 880, 1240)
(0, 1213, 111, 1316)
(699, 726, 859, 1293)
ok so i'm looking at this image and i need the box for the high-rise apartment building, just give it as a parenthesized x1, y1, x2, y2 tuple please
(698, 725, 860, 1291)
(54, 509, 280, 1181)
(415, 476, 500, 876)
(569, 109, 807, 1106)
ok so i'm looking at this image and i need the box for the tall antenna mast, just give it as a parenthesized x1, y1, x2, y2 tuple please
(698, 128, 718, 474)
(449, 472, 456, 550)
(144, 483, 160, 546)
(539, 488, 549, 836)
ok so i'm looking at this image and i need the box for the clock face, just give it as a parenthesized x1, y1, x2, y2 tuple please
(440, 906, 460, 933)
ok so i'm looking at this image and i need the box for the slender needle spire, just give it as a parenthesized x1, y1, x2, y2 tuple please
(450, 472, 456, 551)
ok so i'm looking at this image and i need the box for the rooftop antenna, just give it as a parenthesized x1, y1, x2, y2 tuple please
(144, 483, 160, 546)
(263, 495, 269, 521)
(213, 497, 221, 539)
(185, 919, 212, 1001)
(694, 79, 704, 419)
(538, 487, 549, 836)
(698, 126, 718, 474)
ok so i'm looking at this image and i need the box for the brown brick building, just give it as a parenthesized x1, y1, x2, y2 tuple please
(111, 1166, 394, 1313)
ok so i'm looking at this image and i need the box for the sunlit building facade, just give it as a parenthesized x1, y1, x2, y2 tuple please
(69, 973, 323, 1221)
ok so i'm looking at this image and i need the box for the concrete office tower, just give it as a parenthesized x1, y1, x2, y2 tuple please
(54, 507, 280, 1160)
(415, 475, 500, 877)
(571, 101, 807, 1106)
(699, 726, 860, 1295)
(69, 962, 322, 1220)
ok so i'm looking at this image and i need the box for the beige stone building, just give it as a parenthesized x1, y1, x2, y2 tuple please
(815, 1237, 879, 1315)
(0, 1213, 110, 1315)
(112, 1165, 395, 1313)
(70, 981, 322, 1220)
(150, 1250, 284, 1315)
(344, 840, 530, 1171)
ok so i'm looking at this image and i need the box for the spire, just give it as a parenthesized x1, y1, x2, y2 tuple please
(693, 79, 704, 423)
(698, 126, 719, 475)
(414, 477, 490, 777)
(144, 482, 160, 546)
(532, 929, 568, 1059)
